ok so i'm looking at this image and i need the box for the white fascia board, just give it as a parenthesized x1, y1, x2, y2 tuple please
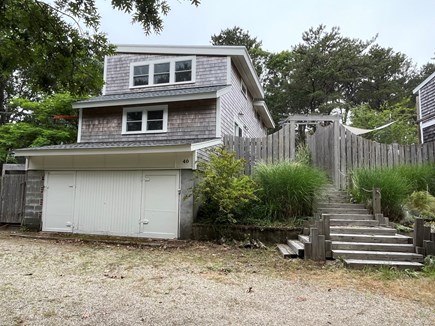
(254, 100, 275, 128)
(116, 44, 248, 56)
(72, 91, 224, 109)
(77, 108, 83, 143)
(102, 55, 108, 95)
(413, 71, 435, 93)
(14, 145, 194, 157)
(190, 139, 222, 151)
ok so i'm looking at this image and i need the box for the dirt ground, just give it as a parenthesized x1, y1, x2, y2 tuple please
(0, 232, 434, 326)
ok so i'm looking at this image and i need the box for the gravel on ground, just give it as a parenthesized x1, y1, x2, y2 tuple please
(0, 232, 434, 326)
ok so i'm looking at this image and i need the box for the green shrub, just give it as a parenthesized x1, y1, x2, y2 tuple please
(351, 168, 410, 221)
(194, 146, 257, 224)
(406, 191, 435, 221)
(253, 161, 328, 220)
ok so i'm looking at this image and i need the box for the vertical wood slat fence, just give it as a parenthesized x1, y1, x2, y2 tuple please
(310, 124, 435, 189)
(223, 123, 295, 175)
(0, 174, 26, 224)
(224, 116, 435, 189)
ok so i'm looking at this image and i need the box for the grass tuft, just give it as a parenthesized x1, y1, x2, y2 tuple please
(252, 161, 328, 220)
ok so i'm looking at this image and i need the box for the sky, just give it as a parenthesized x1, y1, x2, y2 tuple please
(97, 0, 435, 67)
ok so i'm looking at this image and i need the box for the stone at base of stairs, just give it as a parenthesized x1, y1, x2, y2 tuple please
(344, 259, 423, 270)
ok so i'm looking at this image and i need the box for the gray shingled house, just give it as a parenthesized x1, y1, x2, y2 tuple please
(414, 71, 435, 143)
(15, 45, 274, 239)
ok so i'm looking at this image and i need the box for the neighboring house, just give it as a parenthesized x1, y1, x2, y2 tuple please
(413, 71, 435, 143)
(15, 45, 274, 239)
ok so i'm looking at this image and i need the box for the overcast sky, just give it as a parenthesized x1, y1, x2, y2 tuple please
(97, 0, 435, 67)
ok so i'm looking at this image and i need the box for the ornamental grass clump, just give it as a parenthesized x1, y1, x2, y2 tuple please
(253, 161, 327, 220)
(351, 168, 410, 221)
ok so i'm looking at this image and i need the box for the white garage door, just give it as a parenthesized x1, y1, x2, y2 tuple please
(42, 171, 179, 239)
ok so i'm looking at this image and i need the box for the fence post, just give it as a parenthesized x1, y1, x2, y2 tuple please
(372, 188, 381, 215)
(413, 218, 424, 254)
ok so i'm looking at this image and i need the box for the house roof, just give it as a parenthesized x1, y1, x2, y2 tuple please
(116, 44, 264, 99)
(73, 85, 230, 109)
(14, 138, 222, 157)
(413, 70, 435, 94)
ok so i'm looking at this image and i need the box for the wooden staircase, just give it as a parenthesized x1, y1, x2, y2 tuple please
(278, 188, 425, 270)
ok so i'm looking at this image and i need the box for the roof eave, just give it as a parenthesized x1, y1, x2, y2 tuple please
(254, 100, 275, 129)
(413, 70, 435, 94)
(72, 87, 231, 109)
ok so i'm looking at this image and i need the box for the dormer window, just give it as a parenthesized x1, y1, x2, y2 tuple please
(122, 105, 168, 134)
(130, 57, 195, 88)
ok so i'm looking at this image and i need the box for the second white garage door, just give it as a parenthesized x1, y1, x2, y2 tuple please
(43, 170, 179, 239)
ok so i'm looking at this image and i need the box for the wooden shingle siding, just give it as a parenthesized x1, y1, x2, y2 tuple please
(80, 100, 217, 142)
(423, 124, 435, 143)
(420, 76, 435, 118)
(220, 63, 267, 138)
(105, 54, 228, 95)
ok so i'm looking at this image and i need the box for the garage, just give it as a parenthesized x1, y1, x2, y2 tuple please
(42, 170, 179, 239)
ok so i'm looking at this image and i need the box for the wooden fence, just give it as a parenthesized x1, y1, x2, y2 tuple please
(308, 124, 435, 188)
(0, 174, 26, 224)
(223, 123, 296, 174)
(224, 116, 435, 189)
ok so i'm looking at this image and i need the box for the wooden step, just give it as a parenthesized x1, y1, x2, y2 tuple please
(287, 240, 304, 257)
(276, 244, 297, 259)
(330, 233, 411, 244)
(316, 203, 365, 209)
(330, 219, 379, 227)
(322, 214, 374, 220)
(333, 250, 424, 262)
(298, 235, 309, 243)
(317, 208, 369, 214)
(332, 241, 416, 252)
(344, 259, 423, 270)
(330, 226, 396, 235)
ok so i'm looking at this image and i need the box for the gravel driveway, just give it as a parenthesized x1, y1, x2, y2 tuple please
(0, 233, 434, 326)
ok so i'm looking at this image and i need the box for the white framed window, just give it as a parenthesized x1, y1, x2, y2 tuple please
(241, 79, 248, 98)
(122, 105, 168, 134)
(130, 56, 195, 88)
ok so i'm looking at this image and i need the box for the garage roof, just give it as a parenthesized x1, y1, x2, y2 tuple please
(14, 138, 221, 157)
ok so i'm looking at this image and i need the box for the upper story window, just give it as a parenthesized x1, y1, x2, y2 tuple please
(122, 105, 168, 134)
(130, 56, 195, 88)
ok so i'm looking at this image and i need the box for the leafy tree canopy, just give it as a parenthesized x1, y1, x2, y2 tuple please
(211, 26, 269, 78)
(0, 93, 80, 163)
(0, 0, 201, 124)
(350, 98, 418, 145)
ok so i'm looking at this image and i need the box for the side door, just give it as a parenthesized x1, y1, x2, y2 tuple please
(140, 171, 179, 239)
(42, 171, 76, 232)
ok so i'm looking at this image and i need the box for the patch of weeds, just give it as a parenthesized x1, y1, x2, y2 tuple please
(375, 266, 420, 280)
(422, 256, 435, 277)
(394, 223, 413, 233)
(206, 263, 234, 274)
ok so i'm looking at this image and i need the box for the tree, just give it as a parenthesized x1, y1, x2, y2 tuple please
(211, 26, 269, 78)
(356, 45, 415, 110)
(0, 93, 80, 162)
(350, 98, 418, 144)
(0, 0, 201, 125)
(264, 25, 372, 124)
